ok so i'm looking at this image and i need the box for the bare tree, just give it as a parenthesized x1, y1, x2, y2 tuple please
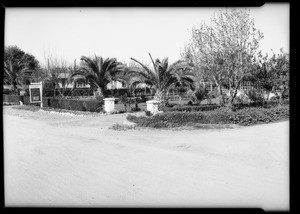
(42, 54, 71, 97)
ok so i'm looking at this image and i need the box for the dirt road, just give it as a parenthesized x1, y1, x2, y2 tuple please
(3, 106, 289, 210)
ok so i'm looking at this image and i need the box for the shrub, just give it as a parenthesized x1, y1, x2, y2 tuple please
(71, 88, 94, 97)
(3, 94, 23, 104)
(131, 106, 141, 112)
(3, 89, 12, 95)
(187, 101, 193, 106)
(194, 87, 208, 104)
(126, 105, 289, 128)
(246, 90, 265, 103)
(162, 104, 220, 112)
(39, 97, 103, 112)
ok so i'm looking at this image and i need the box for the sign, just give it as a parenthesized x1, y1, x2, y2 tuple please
(29, 82, 43, 106)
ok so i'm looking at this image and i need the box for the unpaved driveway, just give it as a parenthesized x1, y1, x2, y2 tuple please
(3, 106, 289, 210)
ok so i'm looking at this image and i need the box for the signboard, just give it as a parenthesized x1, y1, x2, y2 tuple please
(29, 82, 43, 107)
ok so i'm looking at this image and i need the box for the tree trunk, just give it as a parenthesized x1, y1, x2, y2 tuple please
(94, 87, 104, 100)
(230, 78, 243, 105)
(216, 84, 225, 106)
(266, 91, 270, 101)
(154, 90, 167, 107)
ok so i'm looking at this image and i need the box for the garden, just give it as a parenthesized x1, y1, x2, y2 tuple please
(3, 8, 290, 129)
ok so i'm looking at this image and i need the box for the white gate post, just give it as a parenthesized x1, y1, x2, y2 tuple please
(103, 98, 116, 114)
(146, 100, 161, 115)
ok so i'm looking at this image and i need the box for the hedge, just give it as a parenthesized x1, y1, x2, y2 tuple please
(162, 100, 289, 113)
(21, 96, 103, 112)
(233, 99, 289, 109)
(127, 105, 289, 128)
(45, 98, 103, 112)
(162, 104, 220, 112)
(3, 94, 23, 104)
(41, 88, 94, 97)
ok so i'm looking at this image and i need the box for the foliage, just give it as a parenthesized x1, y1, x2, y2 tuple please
(4, 46, 39, 70)
(182, 8, 264, 106)
(4, 46, 40, 93)
(119, 93, 134, 112)
(41, 97, 103, 112)
(71, 55, 124, 98)
(145, 110, 152, 116)
(126, 105, 289, 128)
(162, 104, 220, 112)
(246, 89, 265, 103)
(253, 50, 289, 101)
(193, 87, 209, 104)
(129, 53, 195, 105)
(41, 56, 74, 98)
(3, 94, 23, 104)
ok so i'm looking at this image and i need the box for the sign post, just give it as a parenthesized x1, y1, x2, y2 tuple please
(29, 82, 43, 108)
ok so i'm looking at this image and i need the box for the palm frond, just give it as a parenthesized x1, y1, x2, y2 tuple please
(130, 57, 153, 76)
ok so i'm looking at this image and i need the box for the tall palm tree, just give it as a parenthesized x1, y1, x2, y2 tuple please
(129, 53, 195, 105)
(70, 55, 124, 98)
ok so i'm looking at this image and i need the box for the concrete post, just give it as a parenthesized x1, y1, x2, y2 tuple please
(146, 100, 161, 115)
(103, 98, 116, 114)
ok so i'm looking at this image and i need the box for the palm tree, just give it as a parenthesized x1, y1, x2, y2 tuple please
(4, 56, 28, 94)
(70, 55, 124, 98)
(129, 53, 195, 105)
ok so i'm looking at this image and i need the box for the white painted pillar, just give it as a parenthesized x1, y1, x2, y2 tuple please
(146, 100, 161, 115)
(103, 98, 116, 114)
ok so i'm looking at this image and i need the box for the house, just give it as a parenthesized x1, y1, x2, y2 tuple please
(57, 73, 90, 89)
(106, 80, 127, 90)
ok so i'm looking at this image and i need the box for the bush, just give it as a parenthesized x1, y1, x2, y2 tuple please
(41, 88, 94, 97)
(126, 105, 289, 128)
(162, 104, 220, 112)
(246, 90, 265, 103)
(131, 106, 141, 112)
(3, 89, 11, 95)
(71, 88, 94, 97)
(28, 97, 103, 112)
(194, 87, 208, 104)
(3, 94, 23, 104)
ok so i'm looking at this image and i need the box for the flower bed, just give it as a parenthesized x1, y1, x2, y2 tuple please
(127, 105, 289, 128)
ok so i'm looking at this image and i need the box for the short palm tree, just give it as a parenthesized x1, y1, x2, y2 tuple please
(70, 55, 124, 98)
(4, 56, 28, 94)
(129, 53, 195, 105)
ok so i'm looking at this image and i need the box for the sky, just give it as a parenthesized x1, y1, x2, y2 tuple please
(5, 3, 289, 67)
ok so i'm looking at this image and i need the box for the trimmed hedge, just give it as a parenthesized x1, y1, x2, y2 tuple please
(3, 94, 23, 104)
(45, 98, 103, 112)
(127, 105, 289, 128)
(162, 104, 220, 112)
(22, 96, 103, 112)
(162, 100, 289, 113)
(41, 88, 94, 97)
(233, 99, 289, 109)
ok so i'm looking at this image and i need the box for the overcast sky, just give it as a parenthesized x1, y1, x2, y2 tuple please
(5, 3, 289, 67)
